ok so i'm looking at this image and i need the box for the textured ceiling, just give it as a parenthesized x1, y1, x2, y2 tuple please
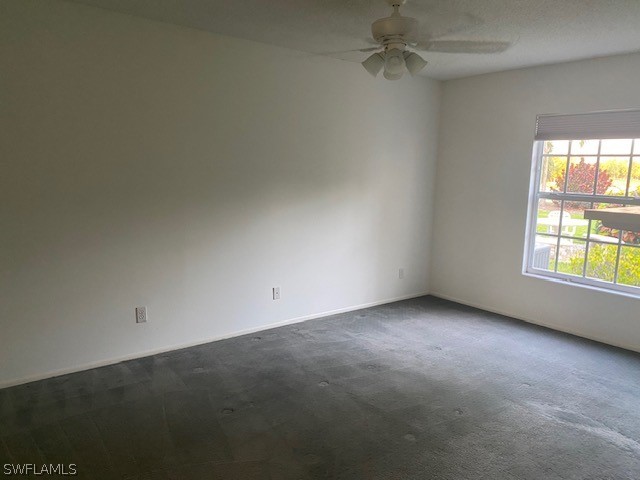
(65, 0, 640, 80)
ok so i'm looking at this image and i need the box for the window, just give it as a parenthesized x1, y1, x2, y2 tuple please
(524, 109, 640, 297)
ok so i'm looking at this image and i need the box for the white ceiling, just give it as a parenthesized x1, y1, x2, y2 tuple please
(66, 0, 640, 80)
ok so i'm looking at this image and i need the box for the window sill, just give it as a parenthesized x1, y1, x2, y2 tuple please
(522, 269, 640, 301)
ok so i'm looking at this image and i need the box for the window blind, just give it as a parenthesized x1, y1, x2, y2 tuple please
(535, 109, 640, 141)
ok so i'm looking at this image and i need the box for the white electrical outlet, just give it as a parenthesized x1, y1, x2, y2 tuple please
(399, 268, 405, 279)
(272, 286, 281, 300)
(135, 306, 147, 323)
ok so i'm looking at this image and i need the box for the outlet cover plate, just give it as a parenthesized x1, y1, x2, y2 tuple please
(136, 306, 147, 323)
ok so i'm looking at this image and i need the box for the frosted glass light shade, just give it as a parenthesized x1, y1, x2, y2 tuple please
(362, 53, 384, 77)
(383, 70, 403, 80)
(404, 52, 428, 76)
(384, 48, 405, 75)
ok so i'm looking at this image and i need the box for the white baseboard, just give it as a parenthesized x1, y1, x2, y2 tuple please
(430, 291, 640, 354)
(1, 292, 429, 389)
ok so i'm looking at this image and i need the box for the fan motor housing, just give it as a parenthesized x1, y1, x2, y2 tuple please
(371, 14, 419, 45)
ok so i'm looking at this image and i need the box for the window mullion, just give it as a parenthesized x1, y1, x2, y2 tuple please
(563, 143, 572, 193)
(592, 140, 602, 195)
(613, 231, 623, 284)
(582, 201, 594, 278)
(554, 204, 562, 273)
(626, 139, 636, 197)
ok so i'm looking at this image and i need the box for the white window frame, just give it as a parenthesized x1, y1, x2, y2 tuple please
(523, 110, 640, 299)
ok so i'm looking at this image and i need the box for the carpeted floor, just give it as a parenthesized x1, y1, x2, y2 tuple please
(1, 296, 639, 479)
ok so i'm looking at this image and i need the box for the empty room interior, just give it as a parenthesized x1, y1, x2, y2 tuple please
(2, 0, 640, 478)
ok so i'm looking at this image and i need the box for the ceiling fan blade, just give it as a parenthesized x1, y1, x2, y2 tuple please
(319, 46, 381, 56)
(358, 46, 381, 53)
(415, 40, 511, 54)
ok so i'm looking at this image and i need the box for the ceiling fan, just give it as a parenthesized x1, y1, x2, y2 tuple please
(359, 0, 511, 80)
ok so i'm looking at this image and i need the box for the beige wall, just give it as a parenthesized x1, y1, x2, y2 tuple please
(432, 53, 640, 352)
(0, 0, 441, 386)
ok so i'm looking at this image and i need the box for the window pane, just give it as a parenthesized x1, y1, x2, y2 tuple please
(634, 139, 640, 155)
(600, 139, 632, 155)
(618, 246, 640, 287)
(597, 157, 628, 196)
(562, 201, 591, 239)
(630, 159, 640, 198)
(566, 157, 597, 194)
(543, 140, 569, 155)
(539, 156, 567, 192)
(570, 139, 599, 155)
(590, 202, 624, 244)
(557, 240, 586, 276)
(621, 228, 640, 246)
(585, 242, 618, 283)
(532, 236, 555, 271)
(535, 198, 560, 234)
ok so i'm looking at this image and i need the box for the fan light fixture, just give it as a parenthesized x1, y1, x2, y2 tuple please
(357, 0, 509, 81)
(362, 52, 385, 77)
(362, 49, 427, 80)
(403, 51, 428, 75)
(360, 0, 426, 80)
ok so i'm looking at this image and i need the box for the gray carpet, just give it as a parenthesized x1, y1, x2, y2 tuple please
(1, 296, 639, 479)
